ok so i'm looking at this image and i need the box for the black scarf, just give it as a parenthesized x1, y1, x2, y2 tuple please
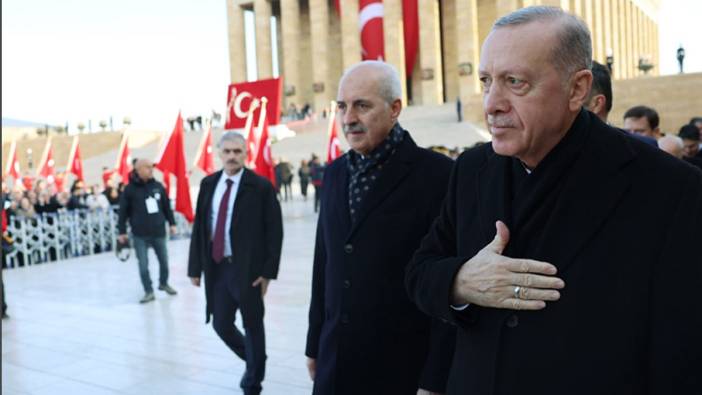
(501, 110, 591, 260)
(346, 123, 405, 223)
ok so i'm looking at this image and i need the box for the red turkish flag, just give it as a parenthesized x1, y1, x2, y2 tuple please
(54, 172, 65, 193)
(254, 112, 276, 187)
(115, 134, 131, 184)
(37, 138, 56, 184)
(155, 112, 194, 222)
(359, 0, 384, 61)
(67, 136, 84, 181)
(194, 126, 215, 175)
(224, 78, 283, 130)
(243, 103, 260, 168)
(402, 0, 419, 77)
(4, 140, 20, 180)
(327, 103, 343, 163)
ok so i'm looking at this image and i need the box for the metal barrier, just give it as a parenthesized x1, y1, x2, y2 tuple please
(3, 206, 191, 268)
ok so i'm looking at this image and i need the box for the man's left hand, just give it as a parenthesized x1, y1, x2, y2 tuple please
(417, 389, 442, 395)
(252, 277, 270, 297)
(169, 225, 177, 235)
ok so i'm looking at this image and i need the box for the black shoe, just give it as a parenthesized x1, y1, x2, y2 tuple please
(139, 292, 155, 303)
(158, 284, 177, 295)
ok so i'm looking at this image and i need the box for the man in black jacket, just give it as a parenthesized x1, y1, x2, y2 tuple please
(118, 158, 177, 304)
(405, 7, 702, 394)
(305, 61, 456, 395)
(188, 132, 283, 395)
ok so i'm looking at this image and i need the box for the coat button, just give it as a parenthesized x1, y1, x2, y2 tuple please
(344, 244, 353, 254)
(341, 313, 349, 324)
(505, 314, 519, 328)
(343, 280, 351, 289)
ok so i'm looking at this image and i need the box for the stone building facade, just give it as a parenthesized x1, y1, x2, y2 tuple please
(227, 0, 661, 117)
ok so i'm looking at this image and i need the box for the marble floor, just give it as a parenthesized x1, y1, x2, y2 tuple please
(2, 195, 318, 395)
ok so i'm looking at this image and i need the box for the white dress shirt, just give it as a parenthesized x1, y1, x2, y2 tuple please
(210, 169, 243, 258)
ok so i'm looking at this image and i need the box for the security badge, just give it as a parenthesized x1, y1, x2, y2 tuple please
(145, 190, 161, 214)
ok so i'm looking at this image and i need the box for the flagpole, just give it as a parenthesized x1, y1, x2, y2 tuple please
(192, 120, 208, 170)
(37, 136, 52, 177)
(327, 100, 337, 138)
(67, 135, 78, 170)
(116, 133, 128, 169)
(5, 140, 16, 177)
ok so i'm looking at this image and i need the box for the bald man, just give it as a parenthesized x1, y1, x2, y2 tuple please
(658, 135, 684, 159)
(118, 158, 178, 304)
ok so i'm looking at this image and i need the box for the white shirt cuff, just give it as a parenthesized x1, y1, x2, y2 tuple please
(450, 304, 469, 311)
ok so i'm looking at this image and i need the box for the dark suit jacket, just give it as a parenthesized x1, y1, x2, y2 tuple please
(406, 111, 702, 394)
(188, 168, 283, 323)
(306, 132, 456, 394)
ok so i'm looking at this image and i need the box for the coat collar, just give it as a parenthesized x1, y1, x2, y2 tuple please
(476, 111, 637, 273)
(346, 133, 420, 241)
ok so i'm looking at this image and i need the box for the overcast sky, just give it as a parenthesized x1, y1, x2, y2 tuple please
(2, 0, 700, 130)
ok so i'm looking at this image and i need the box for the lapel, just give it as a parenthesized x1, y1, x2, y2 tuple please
(347, 135, 418, 241)
(230, 168, 254, 232)
(476, 148, 512, 245)
(333, 161, 352, 236)
(533, 119, 636, 273)
(201, 171, 221, 238)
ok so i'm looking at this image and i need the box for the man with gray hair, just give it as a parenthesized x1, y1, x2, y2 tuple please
(305, 60, 456, 394)
(406, 6, 701, 394)
(188, 131, 283, 395)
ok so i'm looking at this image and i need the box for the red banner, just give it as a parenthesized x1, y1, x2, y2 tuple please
(224, 78, 283, 130)
(360, 0, 385, 61)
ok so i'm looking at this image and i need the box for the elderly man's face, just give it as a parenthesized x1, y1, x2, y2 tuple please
(337, 67, 401, 155)
(479, 21, 588, 168)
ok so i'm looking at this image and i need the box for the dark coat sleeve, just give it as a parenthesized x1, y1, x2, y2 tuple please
(648, 169, 702, 393)
(117, 186, 131, 234)
(161, 184, 176, 226)
(305, 210, 326, 359)
(405, 154, 478, 326)
(188, 179, 209, 278)
(419, 317, 456, 392)
(261, 180, 283, 279)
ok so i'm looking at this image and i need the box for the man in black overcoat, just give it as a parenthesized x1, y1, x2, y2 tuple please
(305, 61, 456, 394)
(405, 7, 702, 395)
(188, 132, 283, 395)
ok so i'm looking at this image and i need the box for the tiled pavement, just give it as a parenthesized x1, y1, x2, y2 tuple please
(2, 196, 319, 395)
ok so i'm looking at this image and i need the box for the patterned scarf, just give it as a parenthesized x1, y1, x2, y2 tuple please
(346, 123, 405, 224)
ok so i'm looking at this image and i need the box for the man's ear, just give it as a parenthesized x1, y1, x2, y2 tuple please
(390, 98, 402, 121)
(569, 69, 593, 112)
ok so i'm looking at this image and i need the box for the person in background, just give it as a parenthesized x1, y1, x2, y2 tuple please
(657, 135, 684, 159)
(117, 159, 178, 304)
(623, 105, 661, 140)
(188, 132, 283, 395)
(298, 159, 310, 201)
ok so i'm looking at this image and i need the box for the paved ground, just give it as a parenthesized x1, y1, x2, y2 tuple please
(2, 194, 319, 395)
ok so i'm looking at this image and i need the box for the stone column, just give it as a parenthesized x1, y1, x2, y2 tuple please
(593, 0, 604, 63)
(495, 0, 520, 19)
(226, 0, 247, 83)
(603, 0, 612, 69)
(280, 0, 301, 106)
(610, 0, 622, 79)
(254, 0, 273, 79)
(309, 0, 331, 113)
(625, 0, 634, 78)
(382, 0, 408, 105)
(442, 0, 458, 103)
(418, 0, 443, 105)
(456, 0, 482, 122)
(340, 0, 361, 70)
